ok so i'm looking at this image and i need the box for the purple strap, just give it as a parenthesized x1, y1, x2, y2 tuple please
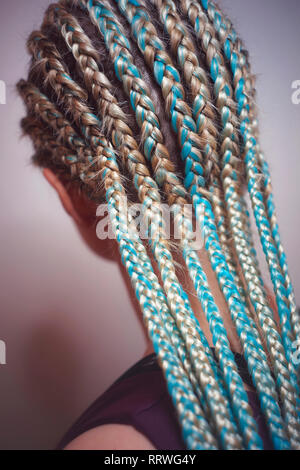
(57, 353, 273, 450)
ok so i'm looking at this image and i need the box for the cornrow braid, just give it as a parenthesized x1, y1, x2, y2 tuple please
(18, 80, 222, 449)
(28, 16, 247, 449)
(113, 0, 295, 449)
(75, 0, 266, 448)
(181, 0, 300, 447)
(18, 0, 300, 450)
(152, 0, 256, 320)
(211, 0, 300, 346)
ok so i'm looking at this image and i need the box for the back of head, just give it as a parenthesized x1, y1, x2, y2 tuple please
(17, 0, 300, 450)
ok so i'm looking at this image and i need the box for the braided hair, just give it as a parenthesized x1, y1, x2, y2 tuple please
(17, 0, 300, 450)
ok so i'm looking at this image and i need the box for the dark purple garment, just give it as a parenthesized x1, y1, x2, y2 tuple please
(57, 352, 273, 450)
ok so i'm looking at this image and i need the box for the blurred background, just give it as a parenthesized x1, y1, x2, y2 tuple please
(0, 0, 299, 450)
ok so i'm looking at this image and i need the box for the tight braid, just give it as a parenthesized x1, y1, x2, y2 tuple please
(152, 0, 254, 317)
(18, 0, 300, 450)
(21, 115, 82, 169)
(77, 0, 266, 448)
(150, 0, 266, 447)
(113, 0, 294, 449)
(18, 80, 221, 449)
(211, 1, 300, 345)
(25, 0, 255, 450)
(211, 0, 300, 417)
(200, 0, 300, 366)
(199, 0, 300, 430)
(101, 156, 217, 450)
(49, 3, 228, 412)
(181, 0, 300, 448)
(29, 18, 245, 449)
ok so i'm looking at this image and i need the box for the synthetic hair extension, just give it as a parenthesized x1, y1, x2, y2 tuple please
(201, 0, 300, 346)
(35, 11, 252, 450)
(18, 80, 219, 449)
(17, 0, 300, 449)
(19, 31, 244, 448)
(110, 0, 295, 447)
(57, 0, 265, 448)
(179, 0, 300, 445)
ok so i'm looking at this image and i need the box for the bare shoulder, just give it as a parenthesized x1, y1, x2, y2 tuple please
(63, 423, 157, 450)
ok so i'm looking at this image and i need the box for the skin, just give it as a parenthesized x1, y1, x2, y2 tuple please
(43, 168, 277, 450)
(43, 168, 243, 353)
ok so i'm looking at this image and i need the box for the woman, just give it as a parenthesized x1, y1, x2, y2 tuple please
(17, 0, 300, 450)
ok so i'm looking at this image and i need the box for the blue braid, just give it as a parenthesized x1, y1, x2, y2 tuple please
(80, 0, 268, 448)
(113, 0, 291, 449)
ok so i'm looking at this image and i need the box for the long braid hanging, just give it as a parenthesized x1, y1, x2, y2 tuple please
(18, 80, 221, 450)
(179, 0, 300, 446)
(152, 0, 263, 361)
(26, 20, 246, 449)
(205, 0, 300, 419)
(63, 0, 268, 449)
(201, 0, 300, 346)
(194, 0, 300, 379)
(237, 11, 300, 345)
(77, 2, 284, 448)
(184, 0, 300, 439)
(151, 0, 248, 301)
(18, 0, 300, 450)
(74, 2, 270, 448)
(42, 3, 222, 420)
(111, 0, 295, 448)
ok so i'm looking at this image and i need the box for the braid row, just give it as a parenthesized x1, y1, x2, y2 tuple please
(203, 0, 300, 429)
(201, 0, 300, 363)
(18, 0, 300, 450)
(153, 0, 255, 322)
(18, 81, 221, 449)
(79, 0, 266, 448)
(29, 14, 245, 449)
(113, 0, 294, 448)
(181, 0, 300, 447)
(210, 0, 300, 344)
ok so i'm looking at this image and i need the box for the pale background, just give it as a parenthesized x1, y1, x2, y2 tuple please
(0, 0, 299, 449)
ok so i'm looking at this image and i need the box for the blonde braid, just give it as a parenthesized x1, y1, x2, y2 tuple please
(114, 0, 296, 448)
(153, 0, 260, 338)
(18, 0, 300, 450)
(211, 2, 300, 344)
(77, 0, 277, 448)
(32, 15, 246, 448)
(18, 80, 222, 449)
(181, 0, 300, 447)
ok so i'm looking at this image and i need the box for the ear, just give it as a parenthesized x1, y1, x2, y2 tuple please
(43, 168, 84, 226)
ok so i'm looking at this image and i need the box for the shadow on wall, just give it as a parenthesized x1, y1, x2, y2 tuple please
(21, 313, 85, 449)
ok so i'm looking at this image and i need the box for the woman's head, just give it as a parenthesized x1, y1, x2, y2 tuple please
(18, 0, 300, 450)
